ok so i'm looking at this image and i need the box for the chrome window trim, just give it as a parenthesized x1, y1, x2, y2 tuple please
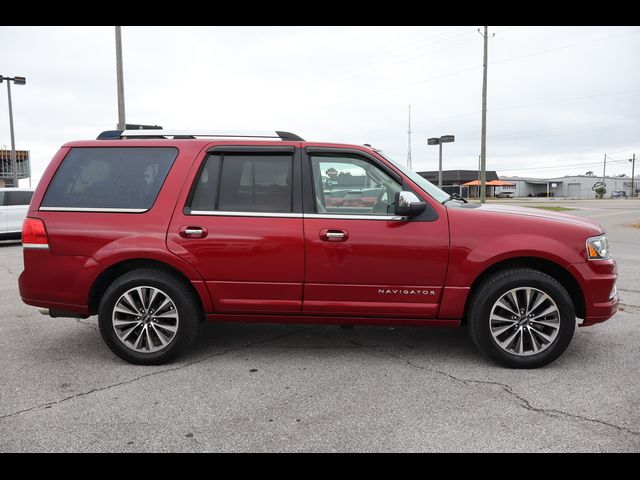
(304, 213, 406, 221)
(39, 207, 148, 213)
(188, 210, 406, 221)
(190, 210, 303, 218)
(23, 243, 49, 250)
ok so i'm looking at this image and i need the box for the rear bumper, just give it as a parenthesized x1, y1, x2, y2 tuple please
(568, 260, 618, 326)
(18, 248, 96, 316)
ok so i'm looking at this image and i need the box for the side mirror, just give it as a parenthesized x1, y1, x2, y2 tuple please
(394, 191, 427, 217)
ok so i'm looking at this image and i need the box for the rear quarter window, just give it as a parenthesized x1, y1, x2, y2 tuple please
(5, 190, 33, 206)
(40, 147, 178, 211)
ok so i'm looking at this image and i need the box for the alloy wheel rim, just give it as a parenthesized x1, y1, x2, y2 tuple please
(112, 286, 179, 353)
(489, 287, 560, 357)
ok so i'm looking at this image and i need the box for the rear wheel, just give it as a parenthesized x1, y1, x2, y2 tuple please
(98, 269, 201, 365)
(468, 268, 576, 368)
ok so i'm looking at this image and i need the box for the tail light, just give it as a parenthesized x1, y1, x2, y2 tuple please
(22, 218, 49, 249)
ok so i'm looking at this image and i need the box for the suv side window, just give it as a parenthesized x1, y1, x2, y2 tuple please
(41, 147, 178, 211)
(5, 190, 33, 206)
(189, 153, 294, 213)
(310, 154, 402, 215)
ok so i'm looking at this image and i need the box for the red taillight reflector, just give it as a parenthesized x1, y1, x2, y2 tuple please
(22, 218, 49, 248)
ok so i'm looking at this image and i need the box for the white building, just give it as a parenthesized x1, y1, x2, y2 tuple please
(499, 175, 637, 198)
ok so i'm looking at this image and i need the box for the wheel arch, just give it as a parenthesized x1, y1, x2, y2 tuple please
(88, 258, 208, 316)
(462, 256, 586, 325)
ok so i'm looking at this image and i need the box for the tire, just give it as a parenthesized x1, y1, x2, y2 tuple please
(467, 268, 576, 369)
(98, 269, 202, 365)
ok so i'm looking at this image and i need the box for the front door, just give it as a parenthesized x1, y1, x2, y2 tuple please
(302, 149, 449, 318)
(167, 146, 304, 314)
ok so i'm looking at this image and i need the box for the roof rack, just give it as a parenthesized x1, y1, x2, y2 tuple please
(96, 129, 305, 141)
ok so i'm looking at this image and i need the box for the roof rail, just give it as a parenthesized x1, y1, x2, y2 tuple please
(97, 124, 162, 140)
(97, 129, 305, 141)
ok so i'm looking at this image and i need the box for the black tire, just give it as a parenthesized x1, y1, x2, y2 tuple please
(98, 269, 202, 365)
(467, 268, 576, 369)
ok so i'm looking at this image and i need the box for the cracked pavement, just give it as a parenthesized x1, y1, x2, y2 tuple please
(0, 200, 639, 452)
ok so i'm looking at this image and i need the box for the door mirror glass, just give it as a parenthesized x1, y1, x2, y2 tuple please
(394, 191, 427, 216)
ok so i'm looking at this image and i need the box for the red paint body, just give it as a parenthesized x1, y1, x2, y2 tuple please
(19, 139, 618, 328)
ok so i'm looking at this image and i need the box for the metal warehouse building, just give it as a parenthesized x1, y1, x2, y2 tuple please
(500, 175, 637, 198)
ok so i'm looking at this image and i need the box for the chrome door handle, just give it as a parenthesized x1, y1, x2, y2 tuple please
(320, 229, 349, 242)
(179, 226, 208, 238)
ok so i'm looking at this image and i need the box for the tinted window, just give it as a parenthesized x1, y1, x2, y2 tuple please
(190, 154, 221, 211)
(41, 147, 178, 210)
(190, 153, 293, 213)
(5, 190, 33, 206)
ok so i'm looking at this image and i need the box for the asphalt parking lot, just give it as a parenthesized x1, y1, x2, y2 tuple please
(1, 199, 638, 452)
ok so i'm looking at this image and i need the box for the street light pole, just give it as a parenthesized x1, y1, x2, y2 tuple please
(1, 75, 26, 188)
(6, 80, 18, 188)
(438, 141, 443, 188)
(631, 153, 636, 198)
(428, 135, 455, 189)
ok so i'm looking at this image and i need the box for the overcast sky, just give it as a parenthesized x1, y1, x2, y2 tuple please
(1, 25, 639, 187)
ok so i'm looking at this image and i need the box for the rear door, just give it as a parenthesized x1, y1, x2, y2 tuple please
(302, 148, 449, 318)
(167, 146, 304, 314)
(5, 190, 33, 233)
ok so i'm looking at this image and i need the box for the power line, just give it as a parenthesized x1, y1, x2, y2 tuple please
(490, 28, 640, 67)
(489, 115, 640, 140)
(284, 26, 470, 91)
(289, 29, 480, 94)
(500, 159, 630, 172)
(433, 88, 640, 122)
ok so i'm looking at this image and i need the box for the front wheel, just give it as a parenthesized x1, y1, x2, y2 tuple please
(98, 269, 201, 365)
(467, 268, 576, 368)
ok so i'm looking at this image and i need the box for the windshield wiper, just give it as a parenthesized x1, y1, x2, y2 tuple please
(442, 193, 468, 205)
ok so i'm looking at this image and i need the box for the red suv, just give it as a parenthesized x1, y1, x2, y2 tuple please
(19, 129, 618, 368)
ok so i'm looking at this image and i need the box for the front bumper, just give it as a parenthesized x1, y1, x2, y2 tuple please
(568, 259, 618, 326)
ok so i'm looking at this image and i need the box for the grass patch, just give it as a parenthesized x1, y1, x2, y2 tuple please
(529, 206, 575, 212)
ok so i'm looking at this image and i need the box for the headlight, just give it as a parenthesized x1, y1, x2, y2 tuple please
(586, 234, 611, 260)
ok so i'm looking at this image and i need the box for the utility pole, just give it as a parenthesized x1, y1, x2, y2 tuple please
(631, 153, 636, 197)
(478, 26, 494, 204)
(602, 153, 607, 183)
(115, 26, 126, 130)
(407, 105, 412, 169)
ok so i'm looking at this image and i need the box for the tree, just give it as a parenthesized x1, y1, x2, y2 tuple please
(594, 186, 606, 199)
(585, 171, 594, 176)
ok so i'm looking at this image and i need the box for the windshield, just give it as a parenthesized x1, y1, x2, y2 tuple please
(375, 150, 451, 203)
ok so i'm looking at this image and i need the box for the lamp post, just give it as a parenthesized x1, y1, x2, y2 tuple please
(631, 154, 636, 198)
(0, 75, 26, 188)
(427, 135, 455, 188)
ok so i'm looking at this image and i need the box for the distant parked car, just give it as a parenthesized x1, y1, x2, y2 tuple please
(611, 191, 627, 198)
(0, 188, 34, 240)
(497, 191, 514, 198)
